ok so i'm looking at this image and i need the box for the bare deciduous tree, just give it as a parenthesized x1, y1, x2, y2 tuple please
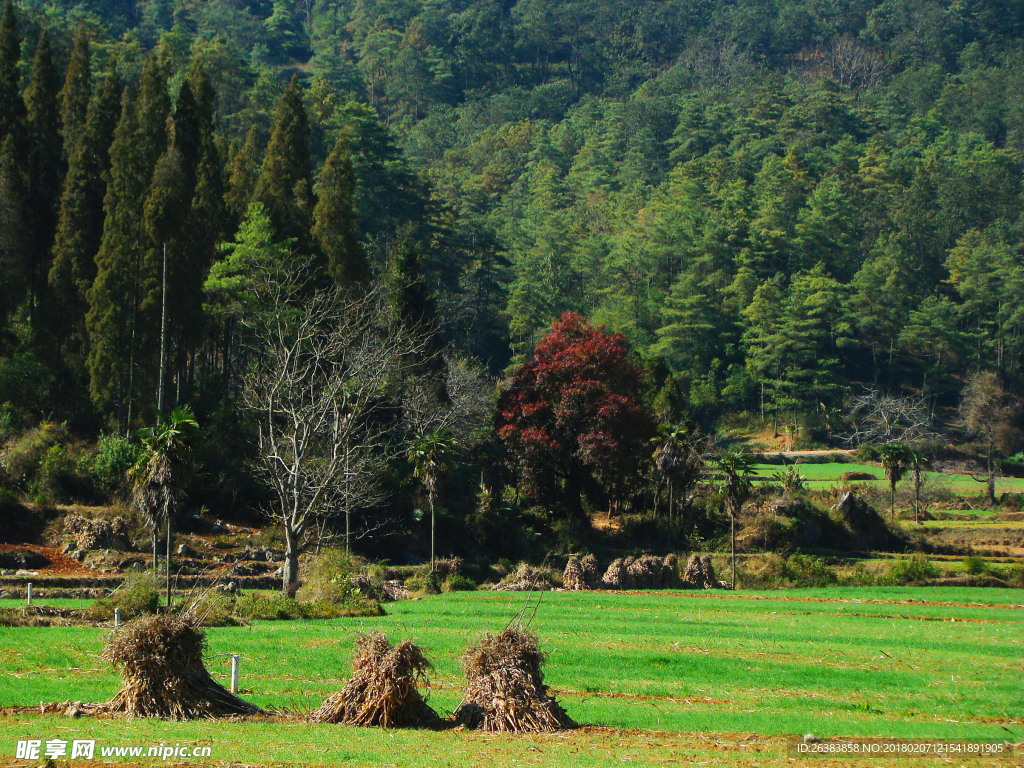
(846, 389, 935, 446)
(244, 283, 430, 596)
(960, 372, 1021, 507)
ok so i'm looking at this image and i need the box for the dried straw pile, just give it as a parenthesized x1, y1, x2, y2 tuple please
(309, 633, 438, 727)
(563, 554, 599, 591)
(601, 555, 679, 589)
(491, 563, 553, 591)
(682, 554, 724, 588)
(455, 626, 575, 733)
(100, 614, 262, 719)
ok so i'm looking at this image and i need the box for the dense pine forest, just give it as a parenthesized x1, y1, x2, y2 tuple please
(1, 0, 1024, 575)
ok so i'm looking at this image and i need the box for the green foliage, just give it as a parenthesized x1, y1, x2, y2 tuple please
(296, 549, 360, 605)
(963, 554, 987, 576)
(442, 573, 477, 592)
(87, 570, 160, 619)
(2, 422, 67, 489)
(884, 554, 940, 586)
(91, 435, 142, 494)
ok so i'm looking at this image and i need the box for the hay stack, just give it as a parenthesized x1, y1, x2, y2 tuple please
(600, 557, 629, 589)
(455, 626, 575, 733)
(101, 614, 262, 719)
(682, 555, 723, 589)
(491, 563, 553, 591)
(309, 633, 437, 727)
(562, 555, 588, 590)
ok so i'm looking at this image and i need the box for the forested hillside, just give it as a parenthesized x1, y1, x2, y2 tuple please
(1, 0, 1023, 565)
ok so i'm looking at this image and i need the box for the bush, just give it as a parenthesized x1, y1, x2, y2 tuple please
(443, 574, 477, 592)
(185, 591, 238, 626)
(884, 554, 940, 586)
(87, 571, 160, 620)
(91, 435, 141, 494)
(963, 554, 987, 576)
(783, 554, 838, 587)
(2, 422, 67, 489)
(297, 549, 360, 604)
(38, 444, 81, 503)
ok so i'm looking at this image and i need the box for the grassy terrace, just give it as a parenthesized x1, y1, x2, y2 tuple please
(1, 589, 1021, 766)
(751, 462, 1024, 496)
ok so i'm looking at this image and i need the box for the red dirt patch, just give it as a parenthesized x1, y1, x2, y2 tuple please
(0, 544, 99, 577)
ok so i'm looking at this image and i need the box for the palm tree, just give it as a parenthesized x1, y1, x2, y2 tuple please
(712, 449, 754, 590)
(876, 442, 914, 522)
(408, 429, 457, 573)
(130, 406, 200, 607)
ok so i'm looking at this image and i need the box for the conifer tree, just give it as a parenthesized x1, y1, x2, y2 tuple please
(48, 63, 121, 372)
(24, 29, 64, 332)
(312, 134, 368, 287)
(158, 58, 225, 405)
(225, 125, 261, 224)
(60, 27, 91, 157)
(0, 0, 23, 143)
(0, 134, 26, 327)
(253, 76, 313, 250)
(87, 68, 168, 428)
(386, 234, 446, 387)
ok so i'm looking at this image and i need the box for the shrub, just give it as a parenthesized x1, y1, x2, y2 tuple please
(963, 554, 987, 576)
(297, 549, 360, 604)
(38, 444, 80, 503)
(884, 554, 940, 586)
(782, 554, 837, 587)
(87, 571, 160, 620)
(91, 435, 141, 494)
(2, 422, 67, 489)
(443, 574, 477, 592)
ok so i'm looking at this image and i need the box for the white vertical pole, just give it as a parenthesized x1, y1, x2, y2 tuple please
(114, 608, 122, 627)
(26, 583, 32, 606)
(230, 655, 240, 694)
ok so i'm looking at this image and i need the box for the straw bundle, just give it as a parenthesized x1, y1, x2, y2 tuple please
(455, 626, 575, 733)
(491, 563, 553, 591)
(600, 557, 628, 589)
(682, 554, 721, 588)
(309, 633, 438, 727)
(100, 614, 262, 719)
(563, 554, 599, 591)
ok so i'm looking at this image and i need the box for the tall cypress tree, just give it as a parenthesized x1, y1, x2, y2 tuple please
(225, 125, 261, 224)
(24, 29, 64, 333)
(0, 134, 26, 329)
(151, 58, 225, 407)
(386, 234, 447, 388)
(48, 63, 121, 374)
(87, 58, 169, 428)
(0, 0, 23, 143)
(313, 134, 368, 287)
(253, 76, 313, 251)
(60, 27, 91, 158)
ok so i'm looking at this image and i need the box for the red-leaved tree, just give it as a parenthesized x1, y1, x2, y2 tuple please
(497, 312, 656, 519)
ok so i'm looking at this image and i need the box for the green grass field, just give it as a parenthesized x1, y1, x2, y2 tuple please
(752, 462, 1024, 496)
(1, 589, 1022, 766)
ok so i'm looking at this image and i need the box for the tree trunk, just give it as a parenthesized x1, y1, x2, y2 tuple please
(166, 514, 172, 609)
(152, 526, 159, 573)
(730, 508, 736, 590)
(429, 487, 436, 573)
(282, 527, 299, 597)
